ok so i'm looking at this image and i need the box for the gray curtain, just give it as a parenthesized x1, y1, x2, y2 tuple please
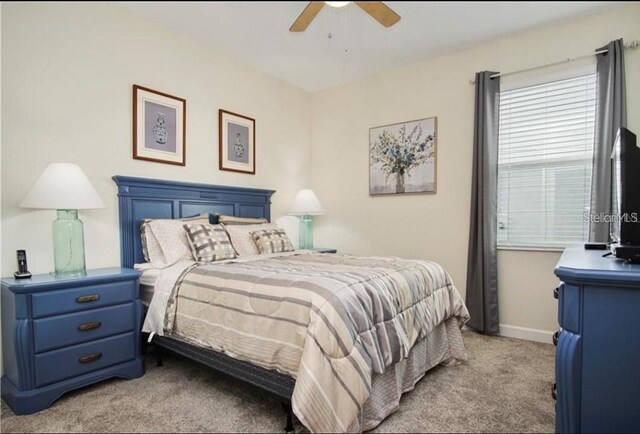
(466, 71, 500, 335)
(589, 39, 627, 242)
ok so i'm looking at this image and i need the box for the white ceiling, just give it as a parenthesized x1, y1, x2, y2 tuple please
(121, 1, 622, 92)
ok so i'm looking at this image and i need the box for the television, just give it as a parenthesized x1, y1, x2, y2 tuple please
(610, 127, 640, 262)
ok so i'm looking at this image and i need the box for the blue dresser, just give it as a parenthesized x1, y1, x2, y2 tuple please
(1, 268, 144, 415)
(554, 245, 640, 433)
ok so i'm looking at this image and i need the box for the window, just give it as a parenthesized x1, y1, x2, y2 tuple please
(497, 73, 596, 249)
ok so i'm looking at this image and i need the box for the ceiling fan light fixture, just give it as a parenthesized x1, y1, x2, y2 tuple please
(325, 1, 350, 8)
(290, 2, 400, 32)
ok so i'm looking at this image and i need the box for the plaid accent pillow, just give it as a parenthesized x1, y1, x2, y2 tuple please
(183, 223, 237, 262)
(250, 228, 295, 254)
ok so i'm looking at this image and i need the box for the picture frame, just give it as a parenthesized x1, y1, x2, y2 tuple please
(133, 85, 186, 166)
(369, 116, 437, 195)
(219, 109, 256, 174)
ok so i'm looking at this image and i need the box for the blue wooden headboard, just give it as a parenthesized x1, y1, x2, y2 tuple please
(112, 176, 275, 268)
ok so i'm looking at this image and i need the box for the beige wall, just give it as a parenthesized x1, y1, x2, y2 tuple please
(310, 4, 640, 334)
(1, 2, 312, 276)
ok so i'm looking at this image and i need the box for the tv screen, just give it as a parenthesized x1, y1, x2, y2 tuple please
(610, 127, 639, 245)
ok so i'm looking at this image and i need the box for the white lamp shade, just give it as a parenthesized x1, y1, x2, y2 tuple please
(288, 189, 325, 216)
(20, 163, 105, 210)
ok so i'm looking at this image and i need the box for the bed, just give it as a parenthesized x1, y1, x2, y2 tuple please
(113, 175, 469, 433)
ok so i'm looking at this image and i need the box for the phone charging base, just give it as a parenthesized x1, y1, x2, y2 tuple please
(14, 271, 32, 279)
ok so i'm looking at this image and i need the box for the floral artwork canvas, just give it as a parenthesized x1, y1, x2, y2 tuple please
(369, 117, 437, 195)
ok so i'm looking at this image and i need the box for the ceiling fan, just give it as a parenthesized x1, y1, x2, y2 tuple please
(290, 1, 401, 32)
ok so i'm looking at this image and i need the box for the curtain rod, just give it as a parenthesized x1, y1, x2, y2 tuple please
(469, 40, 639, 84)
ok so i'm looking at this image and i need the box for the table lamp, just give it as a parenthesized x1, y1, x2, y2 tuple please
(288, 189, 325, 249)
(20, 163, 105, 277)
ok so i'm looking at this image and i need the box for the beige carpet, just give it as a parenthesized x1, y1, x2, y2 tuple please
(1, 331, 555, 433)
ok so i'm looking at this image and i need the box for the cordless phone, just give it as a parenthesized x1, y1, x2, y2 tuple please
(14, 250, 32, 279)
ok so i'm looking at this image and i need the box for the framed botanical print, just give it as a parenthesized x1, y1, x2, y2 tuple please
(133, 85, 186, 166)
(219, 109, 255, 174)
(369, 116, 437, 195)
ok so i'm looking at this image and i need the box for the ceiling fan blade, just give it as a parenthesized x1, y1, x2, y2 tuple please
(355, 2, 401, 28)
(289, 2, 325, 32)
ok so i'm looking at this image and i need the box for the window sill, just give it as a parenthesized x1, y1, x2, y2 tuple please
(498, 245, 566, 253)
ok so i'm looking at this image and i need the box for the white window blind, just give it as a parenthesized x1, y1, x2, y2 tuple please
(497, 73, 596, 249)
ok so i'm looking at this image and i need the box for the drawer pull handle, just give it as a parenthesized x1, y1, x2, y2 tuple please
(553, 331, 560, 346)
(553, 286, 560, 299)
(552, 383, 557, 401)
(76, 294, 100, 304)
(78, 352, 102, 364)
(78, 321, 102, 332)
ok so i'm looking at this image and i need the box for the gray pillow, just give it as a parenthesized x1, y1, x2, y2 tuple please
(218, 214, 268, 226)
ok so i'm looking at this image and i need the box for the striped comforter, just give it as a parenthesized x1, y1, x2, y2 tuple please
(161, 253, 469, 433)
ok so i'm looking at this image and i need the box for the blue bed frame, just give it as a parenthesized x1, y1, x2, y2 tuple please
(112, 176, 295, 429)
(113, 175, 276, 268)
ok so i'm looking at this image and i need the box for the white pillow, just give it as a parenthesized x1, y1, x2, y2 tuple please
(223, 223, 278, 256)
(142, 214, 209, 268)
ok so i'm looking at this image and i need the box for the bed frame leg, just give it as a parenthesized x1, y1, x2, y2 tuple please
(282, 402, 294, 433)
(141, 333, 149, 356)
(155, 345, 164, 367)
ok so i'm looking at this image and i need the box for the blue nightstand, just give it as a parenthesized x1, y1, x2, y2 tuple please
(1, 267, 144, 415)
(312, 248, 337, 254)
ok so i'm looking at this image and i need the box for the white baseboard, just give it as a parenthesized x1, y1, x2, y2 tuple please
(499, 324, 554, 344)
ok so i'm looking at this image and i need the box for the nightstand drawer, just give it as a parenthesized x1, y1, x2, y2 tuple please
(32, 280, 136, 318)
(34, 332, 136, 388)
(33, 303, 136, 353)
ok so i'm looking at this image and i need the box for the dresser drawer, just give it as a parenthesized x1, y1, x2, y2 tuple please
(34, 332, 136, 388)
(33, 303, 135, 353)
(32, 280, 136, 318)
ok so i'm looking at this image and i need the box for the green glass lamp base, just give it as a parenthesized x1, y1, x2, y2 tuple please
(52, 209, 87, 278)
(52, 269, 87, 279)
(299, 215, 314, 250)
